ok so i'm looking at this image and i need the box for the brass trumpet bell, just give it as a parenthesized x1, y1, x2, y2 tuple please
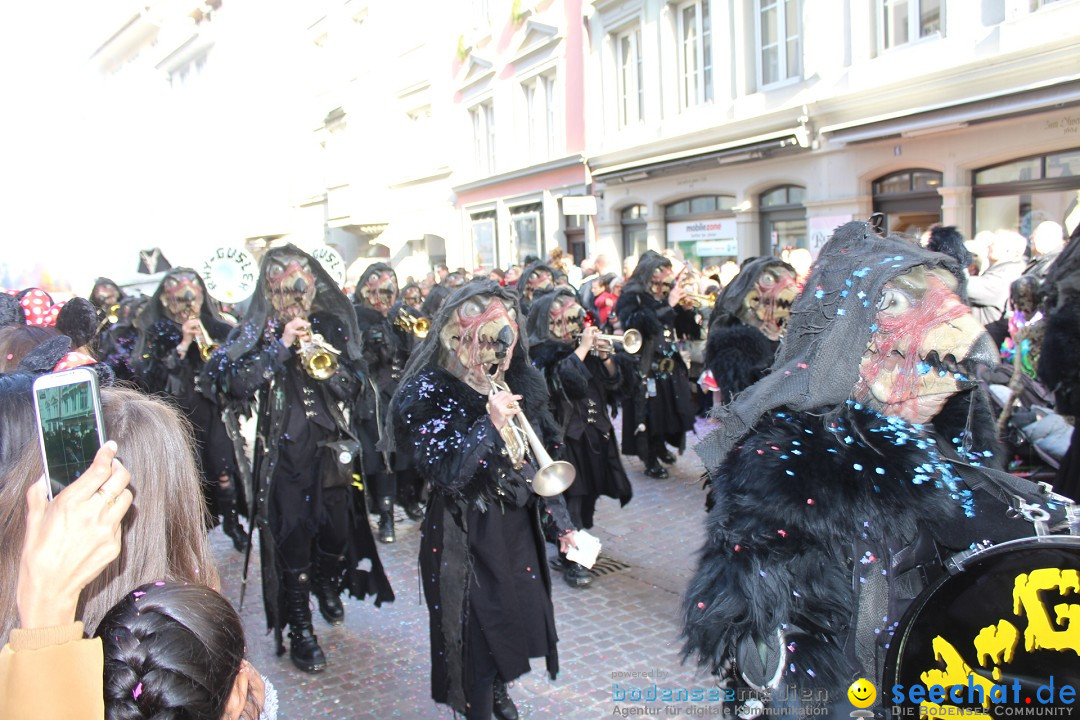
(594, 328, 642, 354)
(297, 333, 340, 380)
(395, 309, 430, 338)
(680, 292, 717, 308)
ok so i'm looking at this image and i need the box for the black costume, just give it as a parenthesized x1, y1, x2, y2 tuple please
(526, 288, 632, 530)
(99, 295, 149, 386)
(1038, 224, 1080, 500)
(351, 263, 420, 542)
(516, 261, 558, 318)
(388, 281, 573, 719)
(704, 257, 794, 404)
(132, 270, 244, 548)
(202, 245, 392, 673)
(615, 251, 699, 476)
(684, 222, 1062, 711)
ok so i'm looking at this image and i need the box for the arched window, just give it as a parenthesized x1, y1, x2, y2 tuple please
(871, 169, 942, 237)
(621, 204, 648, 261)
(664, 195, 737, 266)
(759, 184, 806, 255)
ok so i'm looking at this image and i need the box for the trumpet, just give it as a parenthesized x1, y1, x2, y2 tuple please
(193, 322, 219, 362)
(591, 328, 642, 355)
(679, 291, 717, 308)
(296, 331, 340, 380)
(488, 372, 576, 497)
(94, 303, 122, 336)
(394, 309, 430, 338)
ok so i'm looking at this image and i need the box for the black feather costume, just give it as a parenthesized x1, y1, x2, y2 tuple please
(684, 222, 1056, 710)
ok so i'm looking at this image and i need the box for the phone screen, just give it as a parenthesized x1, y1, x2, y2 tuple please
(35, 377, 102, 488)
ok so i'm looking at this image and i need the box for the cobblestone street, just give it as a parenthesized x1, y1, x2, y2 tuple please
(210, 418, 718, 719)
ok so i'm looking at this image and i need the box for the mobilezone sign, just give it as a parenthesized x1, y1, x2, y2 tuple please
(666, 219, 737, 257)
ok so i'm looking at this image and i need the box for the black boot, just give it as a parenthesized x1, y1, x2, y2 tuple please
(378, 511, 396, 543)
(284, 568, 327, 673)
(657, 448, 677, 465)
(644, 462, 669, 479)
(563, 561, 593, 588)
(217, 484, 248, 553)
(313, 551, 345, 625)
(493, 679, 519, 720)
(404, 502, 425, 521)
(376, 496, 395, 543)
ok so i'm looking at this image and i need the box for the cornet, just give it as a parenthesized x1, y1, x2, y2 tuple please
(194, 323, 219, 362)
(592, 328, 642, 355)
(488, 371, 576, 497)
(394, 308, 430, 338)
(296, 331, 340, 380)
(679, 291, 717, 308)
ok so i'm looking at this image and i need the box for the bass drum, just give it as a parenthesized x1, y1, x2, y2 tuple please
(884, 536, 1080, 715)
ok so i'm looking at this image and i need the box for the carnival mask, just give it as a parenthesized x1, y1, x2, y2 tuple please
(265, 253, 316, 322)
(444, 272, 466, 289)
(549, 296, 585, 344)
(1010, 275, 1042, 321)
(524, 269, 554, 300)
(402, 286, 423, 311)
(360, 270, 397, 316)
(738, 265, 798, 341)
(649, 266, 676, 302)
(854, 266, 996, 425)
(159, 271, 204, 323)
(92, 283, 120, 307)
(440, 294, 518, 393)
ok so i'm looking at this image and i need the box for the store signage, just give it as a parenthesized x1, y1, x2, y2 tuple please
(562, 195, 597, 215)
(807, 215, 852, 257)
(667, 219, 737, 257)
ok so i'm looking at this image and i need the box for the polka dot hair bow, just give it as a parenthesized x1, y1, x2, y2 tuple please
(20, 289, 63, 327)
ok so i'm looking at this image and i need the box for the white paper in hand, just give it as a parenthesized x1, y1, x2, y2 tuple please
(565, 529, 602, 569)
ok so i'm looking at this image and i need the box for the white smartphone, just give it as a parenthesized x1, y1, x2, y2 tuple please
(31, 367, 107, 498)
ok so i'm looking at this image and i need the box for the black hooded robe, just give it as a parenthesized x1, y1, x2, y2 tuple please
(133, 270, 236, 516)
(202, 245, 393, 643)
(388, 280, 574, 716)
(615, 251, 698, 461)
(526, 289, 632, 529)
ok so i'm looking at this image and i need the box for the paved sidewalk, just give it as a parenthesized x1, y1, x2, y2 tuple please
(210, 418, 721, 719)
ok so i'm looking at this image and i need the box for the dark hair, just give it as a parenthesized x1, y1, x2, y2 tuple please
(0, 325, 60, 372)
(98, 582, 246, 720)
(0, 373, 34, 479)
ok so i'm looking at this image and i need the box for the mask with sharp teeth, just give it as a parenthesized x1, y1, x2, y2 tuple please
(265, 252, 316, 322)
(401, 285, 423, 310)
(524, 269, 554, 302)
(854, 265, 997, 424)
(359, 269, 398, 316)
(649, 267, 676, 302)
(738, 265, 798, 341)
(440, 293, 519, 393)
(160, 270, 204, 323)
(549, 296, 585, 344)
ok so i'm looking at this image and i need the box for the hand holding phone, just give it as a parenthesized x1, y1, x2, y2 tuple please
(32, 367, 106, 497)
(17, 441, 133, 629)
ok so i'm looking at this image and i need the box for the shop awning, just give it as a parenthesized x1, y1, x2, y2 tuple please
(592, 128, 804, 183)
(820, 76, 1080, 145)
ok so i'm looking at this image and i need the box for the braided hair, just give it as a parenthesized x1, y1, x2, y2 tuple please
(97, 582, 247, 720)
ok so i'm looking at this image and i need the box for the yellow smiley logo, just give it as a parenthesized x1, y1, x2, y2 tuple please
(847, 678, 876, 708)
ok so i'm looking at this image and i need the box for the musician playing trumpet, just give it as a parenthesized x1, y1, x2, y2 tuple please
(388, 281, 577, 720)
(201, 245, 393, 674)
(132, 268, 245, 551)
(526, 288, 633, 589)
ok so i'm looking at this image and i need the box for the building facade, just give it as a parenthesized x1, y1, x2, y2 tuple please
(450, 0, 592, 270)
(584, 0, 1080, 268)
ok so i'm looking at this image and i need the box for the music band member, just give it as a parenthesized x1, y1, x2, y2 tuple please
(515, 261, 557, 318)
(684, 223, 1062, 713)
(615, 250, 699, 478)
(132, 269, 245, 551)
(526, 288, 632, 588)
(388, 280, 577, 720)
(203, 245, 393, 673)
(704, 257, 798, 406)
(352, 263, 423, 543)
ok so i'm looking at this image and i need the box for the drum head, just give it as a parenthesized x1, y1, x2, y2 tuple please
(884, 537, 1080, 715)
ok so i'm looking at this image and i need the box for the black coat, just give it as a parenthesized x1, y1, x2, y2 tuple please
(392, 364, 573, 714)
